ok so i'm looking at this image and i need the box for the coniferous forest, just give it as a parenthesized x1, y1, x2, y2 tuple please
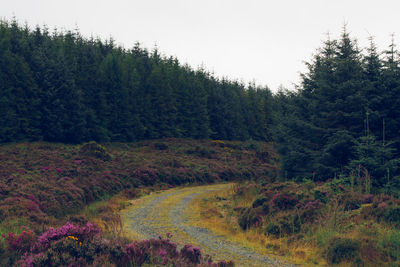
(273, 30, 400, 194)
(2, 18, 400, 266)
(0, 19, 271, 144)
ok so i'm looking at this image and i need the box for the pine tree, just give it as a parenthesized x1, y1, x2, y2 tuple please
(348, 134, 400, 191)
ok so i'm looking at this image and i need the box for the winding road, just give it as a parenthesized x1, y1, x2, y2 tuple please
(121, 183, 295, 267)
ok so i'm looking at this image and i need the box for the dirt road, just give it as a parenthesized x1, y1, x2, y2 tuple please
(121, 183, 295, 267)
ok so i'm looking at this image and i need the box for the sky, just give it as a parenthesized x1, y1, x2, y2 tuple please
(2, 0, 400, 92)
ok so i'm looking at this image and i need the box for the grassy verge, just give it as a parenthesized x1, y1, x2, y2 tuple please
(187, 184, 314, 266)
(189, 181, 400, 266)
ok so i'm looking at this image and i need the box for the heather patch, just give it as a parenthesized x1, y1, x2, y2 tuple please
(0, 139, 277, 264)
(2, 222, 232, 266)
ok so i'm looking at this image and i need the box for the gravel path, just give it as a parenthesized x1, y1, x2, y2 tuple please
(122, 184, 296, 267)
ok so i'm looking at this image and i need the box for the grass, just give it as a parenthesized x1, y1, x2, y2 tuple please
(0, 218, 30, 237)
(186, 180, 400, 266)
(186, 184, 318, 266)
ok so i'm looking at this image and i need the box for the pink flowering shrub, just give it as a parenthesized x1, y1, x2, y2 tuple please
(180, 244, 202, 264)
(32, 222, 101, 252)
(4, 223, 232, 267)
(2, 230, 35, 254)
(131, 168, 158, 186)
(272, 193, 298, 210)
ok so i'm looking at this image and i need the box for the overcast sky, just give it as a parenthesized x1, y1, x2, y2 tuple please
(2, 0, 400, 91)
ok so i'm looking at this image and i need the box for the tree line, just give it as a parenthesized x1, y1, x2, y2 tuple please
(0, 19, 272, 144)
(273, 27, 400, 193)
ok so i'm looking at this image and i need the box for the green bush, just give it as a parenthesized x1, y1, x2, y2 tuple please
(377, 229, 400, 261)
(314, 190, 328, 204)
(264, 222, 281, 237)
(278, 215, 301, 235)
(325, 237, 361, 264)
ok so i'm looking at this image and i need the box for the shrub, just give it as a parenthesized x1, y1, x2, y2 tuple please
(362, 194, 374, 204)
(279, 215, 301, 235)
(186, 146, 215, 158)
(272, 193, 298, 210)
(0, 208, 6, 222)
(383, 206, 400, 226)
(2, 230, 35, 254)
(377, 229, 400, 261)
(211, 140, 225, 148)
(359, 238, 381, 264)
(243, 139, 260, 151)
(238, 208, 262, 230)
(261, 203, 270, 214)
(32, 222, 101, 252)
(300, 200, 322, 223)
(121, 188, 139, 199)
(252, 197, 268, 208)
(256, 151, 269, 162)
(154, 142, 168, 150)
(325, 237, 361, 264)
(264, 222, 281, 237)
(344, 198, 362, 211)
(131, 168, 158, 186)
(9, 223, 231, 267)
(314, 190, 328, 204)
(79, 141, 111, 161)
(215, 260, 235, 267)
(224, 142, 242, 150)
(67, 215, 89, 226)
(180, 244, 202, 264)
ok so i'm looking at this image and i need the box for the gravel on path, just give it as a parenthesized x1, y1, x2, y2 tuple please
(121, 184, 297, 267)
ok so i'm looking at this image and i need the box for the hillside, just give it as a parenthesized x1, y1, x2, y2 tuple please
(0, 139, 278, 265)
(0, 139, 278, 232)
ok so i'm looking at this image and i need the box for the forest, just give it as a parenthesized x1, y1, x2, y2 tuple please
(0, 19, 271, 144)
(273, 29, 400, 195)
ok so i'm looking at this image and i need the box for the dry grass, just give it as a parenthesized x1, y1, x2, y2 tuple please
(186, 183, 325, 266)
